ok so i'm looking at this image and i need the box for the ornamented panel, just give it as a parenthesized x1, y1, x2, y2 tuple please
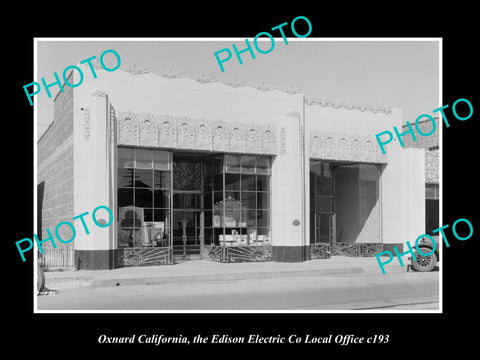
(201, 245, 224, 262)
(118, 112, 139, 146)
(309, 131, 388, 164)
(228, 124, 246, 153)
(338, 136, 349, 159)
(246, 127, 261, 153)
(332, 243, 358, 256)
(351, 138, 362, 162)
(173, 159, 202, 191)
(195, 119, 212, 150)
(329, 243, 384, 257)
(310, 135, 322, 158)
(311, 244, 331, 259)
(324, 136, 337, 160)
(261, 126, 277, 154)
(212, 121, 229, 152)
(139, 116, 158, 147)
(123, 247, 171, 266)
(158, 115, 177, 148)
(176, 117, 195, 149)
(364, 140, 376, 162)
(225, 245, 273, 263)
(358, 243, 383, 257)
(201, 245, 272, 262)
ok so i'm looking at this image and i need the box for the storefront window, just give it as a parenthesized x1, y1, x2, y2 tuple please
(117, 148, 172, 248)
(205, 154, 272, 247)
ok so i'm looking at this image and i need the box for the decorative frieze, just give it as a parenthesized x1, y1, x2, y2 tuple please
(309, 130, 387, 163)
(116, 111, 278, 155)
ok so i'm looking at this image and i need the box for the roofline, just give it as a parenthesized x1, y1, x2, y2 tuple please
(70, 60, 393, 115)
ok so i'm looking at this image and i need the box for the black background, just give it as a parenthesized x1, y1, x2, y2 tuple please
(6, 3, 478, 356)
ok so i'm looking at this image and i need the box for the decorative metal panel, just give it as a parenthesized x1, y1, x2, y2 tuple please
(201, 245, 272, 263)
(331, 243, 383, 257)
(332, 243, 358, 256)
(357, 243, 383, 257)
(225, 245, 272, 263)
(173, 160, 202, 191)
(123, 247, 171, 266)
(310, 244, 331, 259)
(201, 245, 223, 262)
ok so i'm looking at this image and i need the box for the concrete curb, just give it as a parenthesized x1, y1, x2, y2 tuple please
(45, 266, 365, 290)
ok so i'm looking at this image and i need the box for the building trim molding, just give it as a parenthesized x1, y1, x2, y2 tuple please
(115, 111, 279, 155)
(86, 60, 391, 114)
(309, 130, 388, 163)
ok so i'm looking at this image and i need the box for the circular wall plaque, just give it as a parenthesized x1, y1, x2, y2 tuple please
(292, 219, 301, 226)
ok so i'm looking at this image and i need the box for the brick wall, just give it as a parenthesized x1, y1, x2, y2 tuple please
(37, 78, 74, 260)
(402, 117, 439, 185)
(402, 117, 439, 150)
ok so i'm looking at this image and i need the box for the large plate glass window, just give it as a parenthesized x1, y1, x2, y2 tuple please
(117, 148, 172, 248)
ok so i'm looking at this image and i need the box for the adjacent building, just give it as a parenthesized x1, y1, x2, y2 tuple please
(37, 62, 426, 270)
(402, 117, 440, 235)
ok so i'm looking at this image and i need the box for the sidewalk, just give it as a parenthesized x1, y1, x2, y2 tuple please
(42, 256, 406, 290)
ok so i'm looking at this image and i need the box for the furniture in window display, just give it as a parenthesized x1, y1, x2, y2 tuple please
(118, 206, 144, 247)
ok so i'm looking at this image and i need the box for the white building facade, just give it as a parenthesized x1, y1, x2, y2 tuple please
(38, 63, 425, 270)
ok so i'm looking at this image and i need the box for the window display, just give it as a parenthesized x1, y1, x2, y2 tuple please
(205, 154, 272, 247)
(118, 150, 272, 249)
(117, 148, 172, 248)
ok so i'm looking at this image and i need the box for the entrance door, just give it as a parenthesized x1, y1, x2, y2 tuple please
(172, 192, 204, 259)
(310, 161, 336, 248)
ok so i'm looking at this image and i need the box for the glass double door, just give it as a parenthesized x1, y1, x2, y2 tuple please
(172, 191, 204, 257)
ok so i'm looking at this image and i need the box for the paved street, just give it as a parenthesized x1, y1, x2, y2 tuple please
(37, 269, 439, 311)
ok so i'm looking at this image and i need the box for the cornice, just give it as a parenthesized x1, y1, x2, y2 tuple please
(89, 60, 392, 114)
(304, 96, 391, 114)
